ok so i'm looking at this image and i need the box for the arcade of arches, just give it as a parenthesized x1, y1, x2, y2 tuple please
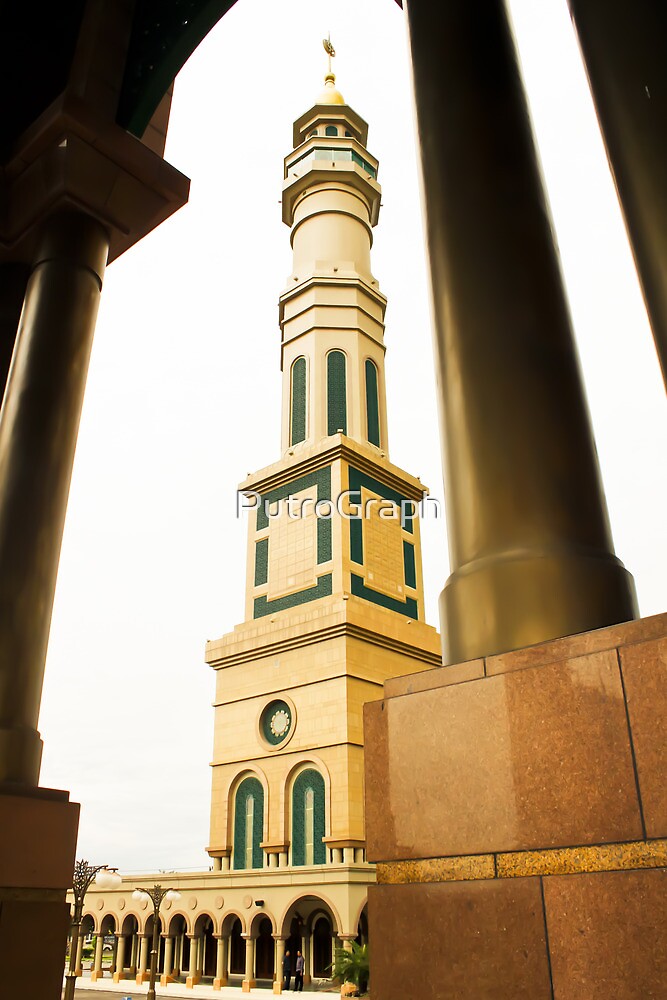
(77, 892, 368, 989)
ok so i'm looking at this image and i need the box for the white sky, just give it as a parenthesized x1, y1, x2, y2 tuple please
(38, 0, 667, 874)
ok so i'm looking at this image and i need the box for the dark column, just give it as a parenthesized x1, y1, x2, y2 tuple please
(404, 0, 637, 663)
(567, 0, 667, 388)
(0, 210, 109, 784)
(0, 263, 30, 403)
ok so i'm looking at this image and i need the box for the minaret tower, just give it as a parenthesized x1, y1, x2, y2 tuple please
(204, 46, 441, 989)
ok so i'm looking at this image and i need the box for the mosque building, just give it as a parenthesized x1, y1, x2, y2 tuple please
(77, 54, 441, 992)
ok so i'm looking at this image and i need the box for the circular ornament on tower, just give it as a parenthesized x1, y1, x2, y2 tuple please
(259, 698, 296, 749)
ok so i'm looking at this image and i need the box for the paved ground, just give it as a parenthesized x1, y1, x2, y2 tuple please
(65, 980, 337, 999)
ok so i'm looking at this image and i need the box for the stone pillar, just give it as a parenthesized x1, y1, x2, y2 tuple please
(343, 847, 355, 865)
(90, 933, 105, 981)
(303, 930, 312, 986)
(273, 936, 286, 994)
(213, 934, 229, 990)
(136, 935, 149, 983)
(74, 930, 85, 976)
(403, 0, 637, 663)
(129, 932, 139, 973)
(221, 856, 230, 872)
(242, 934, 256, 992)
(186, 934, 199, 988)
(212, 856, 222, 872)
(567, 0, 667, 387)
(278, 851, 288, 868)
(0, 209, 109, 784)
(161, 935, 174, 983)
(112, 934, 127, 982)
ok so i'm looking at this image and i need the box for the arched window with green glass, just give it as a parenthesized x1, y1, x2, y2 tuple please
(291, 769, 326, 866)
(290, 356, 307, 445)
(365, 359, 380, 447)
(327, 351, 347, 436)
(233, 776, 264, 870)
(325, 125, 338, 137)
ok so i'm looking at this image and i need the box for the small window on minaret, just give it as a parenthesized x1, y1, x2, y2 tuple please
(365, 360, 381, 447)
(325, 125, 338, 137)
(327, 351, 347, 436)
(345, 130, 352, 137)
(308, 129, 318, 138)
(290, 357, 307, 445)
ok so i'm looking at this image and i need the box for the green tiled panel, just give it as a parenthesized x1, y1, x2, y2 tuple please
(254, 574, 332, 618)
(317, 516, 332, 564)
(290, 357, 307, 445)
(233, 777, 264, 870)
(350, 505, 363, 565)
(351, 573, 418, 618)
(256, 467, 331, 531)
(327, 351, 347, 435)
(365, 360, 380, 447)
(291, 769, 326, 866)
(403, 541, 417, 589)
(254, 538, 269, 586)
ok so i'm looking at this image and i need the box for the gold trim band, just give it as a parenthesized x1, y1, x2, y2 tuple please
(376, 839, 667, 885)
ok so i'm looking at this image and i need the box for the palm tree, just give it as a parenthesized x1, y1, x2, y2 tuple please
(330, 941, 370, 996)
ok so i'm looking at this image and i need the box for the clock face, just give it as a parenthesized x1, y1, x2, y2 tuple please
(261, 699, 293, 747)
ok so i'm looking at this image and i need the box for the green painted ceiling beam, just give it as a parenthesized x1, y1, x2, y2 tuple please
(117, 0, 239, 137)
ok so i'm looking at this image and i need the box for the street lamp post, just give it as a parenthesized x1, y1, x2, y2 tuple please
(133, 884, 181, 1000)
(64, 860, 121, 1000)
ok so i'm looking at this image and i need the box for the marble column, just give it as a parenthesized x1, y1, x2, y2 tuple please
(213, 934, 229, 990)
(0, 209, 109, 784)
(0, 263, 29, 404)
(567, 0, 667, 387)
(242, 934, 256, 991)
(403, 0, 637, 663)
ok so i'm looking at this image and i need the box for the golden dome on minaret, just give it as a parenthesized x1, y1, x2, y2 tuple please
(317, 36, 345, 105)
(317, 71, 345, 105)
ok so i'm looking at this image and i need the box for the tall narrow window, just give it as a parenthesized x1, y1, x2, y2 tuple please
(290, 357, 307, 445)
(327, 351, 347, 436)
(305, 788, 315, 865)
(233, 776, 264, 870)
(245, 795, 255, 869)
(365, 360, 380, 446)
(292, 769, 326, 866)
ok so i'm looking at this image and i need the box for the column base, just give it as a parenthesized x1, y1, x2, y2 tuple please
(213, 977, 228, 990)
(242, 980, 257, 992)
(112, 970, 129, 983)
(161, 973, 177, 985)
(272, 982, 282, 995)
(136, 972, 149, 985)
(440, 549, 637, 663)
(186, 974, 201, 989)
(0, 783, 79, 1000)
(90, 970, 104, 982)
(365, 612, 667, 999)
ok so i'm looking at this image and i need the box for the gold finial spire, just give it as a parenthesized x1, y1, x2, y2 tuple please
(323, 34, 336, 76)
(318, 34, 345, 105)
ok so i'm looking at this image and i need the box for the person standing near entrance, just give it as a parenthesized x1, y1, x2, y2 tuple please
(295, 950, 305, 991)
(283, 949, 292, 990)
